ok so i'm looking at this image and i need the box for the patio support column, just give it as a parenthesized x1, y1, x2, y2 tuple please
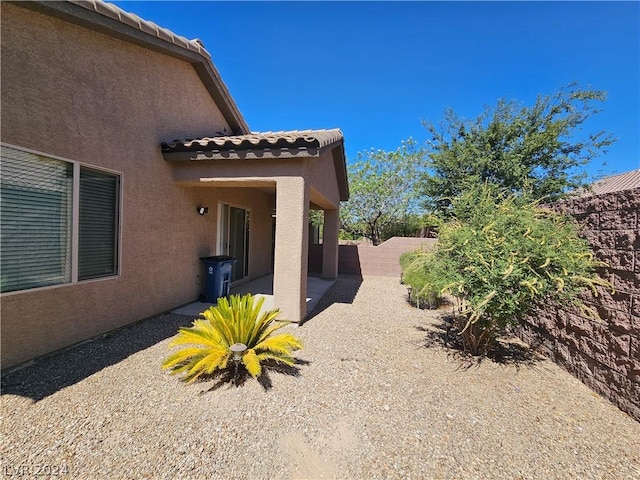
(273, 177, 309, 322)
(322, 208, 339, 279)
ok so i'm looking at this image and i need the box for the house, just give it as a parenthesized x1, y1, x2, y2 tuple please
(0, 1, 348, 370)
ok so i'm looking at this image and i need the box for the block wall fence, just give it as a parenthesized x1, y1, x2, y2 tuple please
(308, 237, 437, 277)
(519, 187, 640, 421)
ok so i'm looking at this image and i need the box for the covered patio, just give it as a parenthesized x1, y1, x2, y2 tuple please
(170, 274, 336, 320)
(161, 129, 349, 322)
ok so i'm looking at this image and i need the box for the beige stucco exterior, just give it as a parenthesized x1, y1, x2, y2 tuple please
(0, 2, 347, 369)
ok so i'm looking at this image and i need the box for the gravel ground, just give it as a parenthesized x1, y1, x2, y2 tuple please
(1, 276, 639, 480)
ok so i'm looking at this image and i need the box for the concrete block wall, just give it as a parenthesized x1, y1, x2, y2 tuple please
(519, 187, 640, 421)
(309, 237, 437, 277)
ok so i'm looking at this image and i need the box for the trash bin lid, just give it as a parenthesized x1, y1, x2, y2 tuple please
(200, 255, 236, 262)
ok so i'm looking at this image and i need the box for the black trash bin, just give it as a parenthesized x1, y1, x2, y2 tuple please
(199, 256, 237, 303)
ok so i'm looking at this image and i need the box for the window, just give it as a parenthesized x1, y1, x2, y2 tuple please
(1, 148, 73, 292)
(78, 168, 119, 280)
(1, 145, 121, 293)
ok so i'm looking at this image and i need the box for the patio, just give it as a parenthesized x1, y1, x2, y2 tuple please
(170, 274, 336, 320)
(1, 276, 638, 479)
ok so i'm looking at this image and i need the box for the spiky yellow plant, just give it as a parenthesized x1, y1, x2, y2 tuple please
(162, 294, 302, 383)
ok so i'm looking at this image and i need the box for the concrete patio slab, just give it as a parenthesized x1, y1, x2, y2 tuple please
(170, 274, 335, 320)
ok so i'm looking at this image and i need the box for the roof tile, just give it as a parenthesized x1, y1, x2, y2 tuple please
(162, 129, 344, 154)
(583, 169, 640, 196)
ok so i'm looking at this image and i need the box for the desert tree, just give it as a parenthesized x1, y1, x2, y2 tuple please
(340, 139, 427, 245)
(422, 83, 615, 215)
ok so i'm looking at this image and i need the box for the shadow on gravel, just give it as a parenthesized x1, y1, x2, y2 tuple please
(416, 314, 543, 370)
(303, 275, 363, 324)
(1, 313, 191, 402)
(199, 358, 310, 393)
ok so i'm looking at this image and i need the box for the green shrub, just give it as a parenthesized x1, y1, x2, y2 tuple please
(162, 294, 303, 383)
(399, 250, 417, 272)
(400, 249, 451, 308)
(412, 184, 609, 355)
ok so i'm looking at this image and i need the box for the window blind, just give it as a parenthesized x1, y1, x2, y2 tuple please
(78, 168, 119, 280)
(1, 147, 73, 293)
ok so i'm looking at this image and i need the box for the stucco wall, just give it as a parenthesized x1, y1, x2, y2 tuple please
(307, 150, 342, 210)
(192, 186, 275, 278)
(0, 4, 272, 368)
(519, 188, 640, 421)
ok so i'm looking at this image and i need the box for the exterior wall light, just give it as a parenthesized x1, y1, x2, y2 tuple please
(197, 206, 208, 215)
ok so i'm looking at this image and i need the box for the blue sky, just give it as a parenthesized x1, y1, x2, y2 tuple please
(113, 1, 639, 178)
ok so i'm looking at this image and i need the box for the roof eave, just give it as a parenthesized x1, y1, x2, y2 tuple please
(331, 142, 350, 202)
(162, 148, 322, 162)
(162, 135, 349, 201)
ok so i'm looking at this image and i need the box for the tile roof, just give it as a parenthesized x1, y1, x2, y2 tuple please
(161, 129, 344, 155)
(583, 169, 640, 196)
(71, 0, 211, 60)
(161, 128, 349, 201)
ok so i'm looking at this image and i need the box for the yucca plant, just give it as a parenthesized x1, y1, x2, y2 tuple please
(162, 294, 303, 383)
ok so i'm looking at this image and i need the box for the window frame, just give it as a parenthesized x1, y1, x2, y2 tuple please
(217, 202, 251, 283)
(1, 143, 123, 296)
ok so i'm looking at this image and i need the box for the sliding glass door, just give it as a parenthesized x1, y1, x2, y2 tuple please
(218, 204, 250, 282)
